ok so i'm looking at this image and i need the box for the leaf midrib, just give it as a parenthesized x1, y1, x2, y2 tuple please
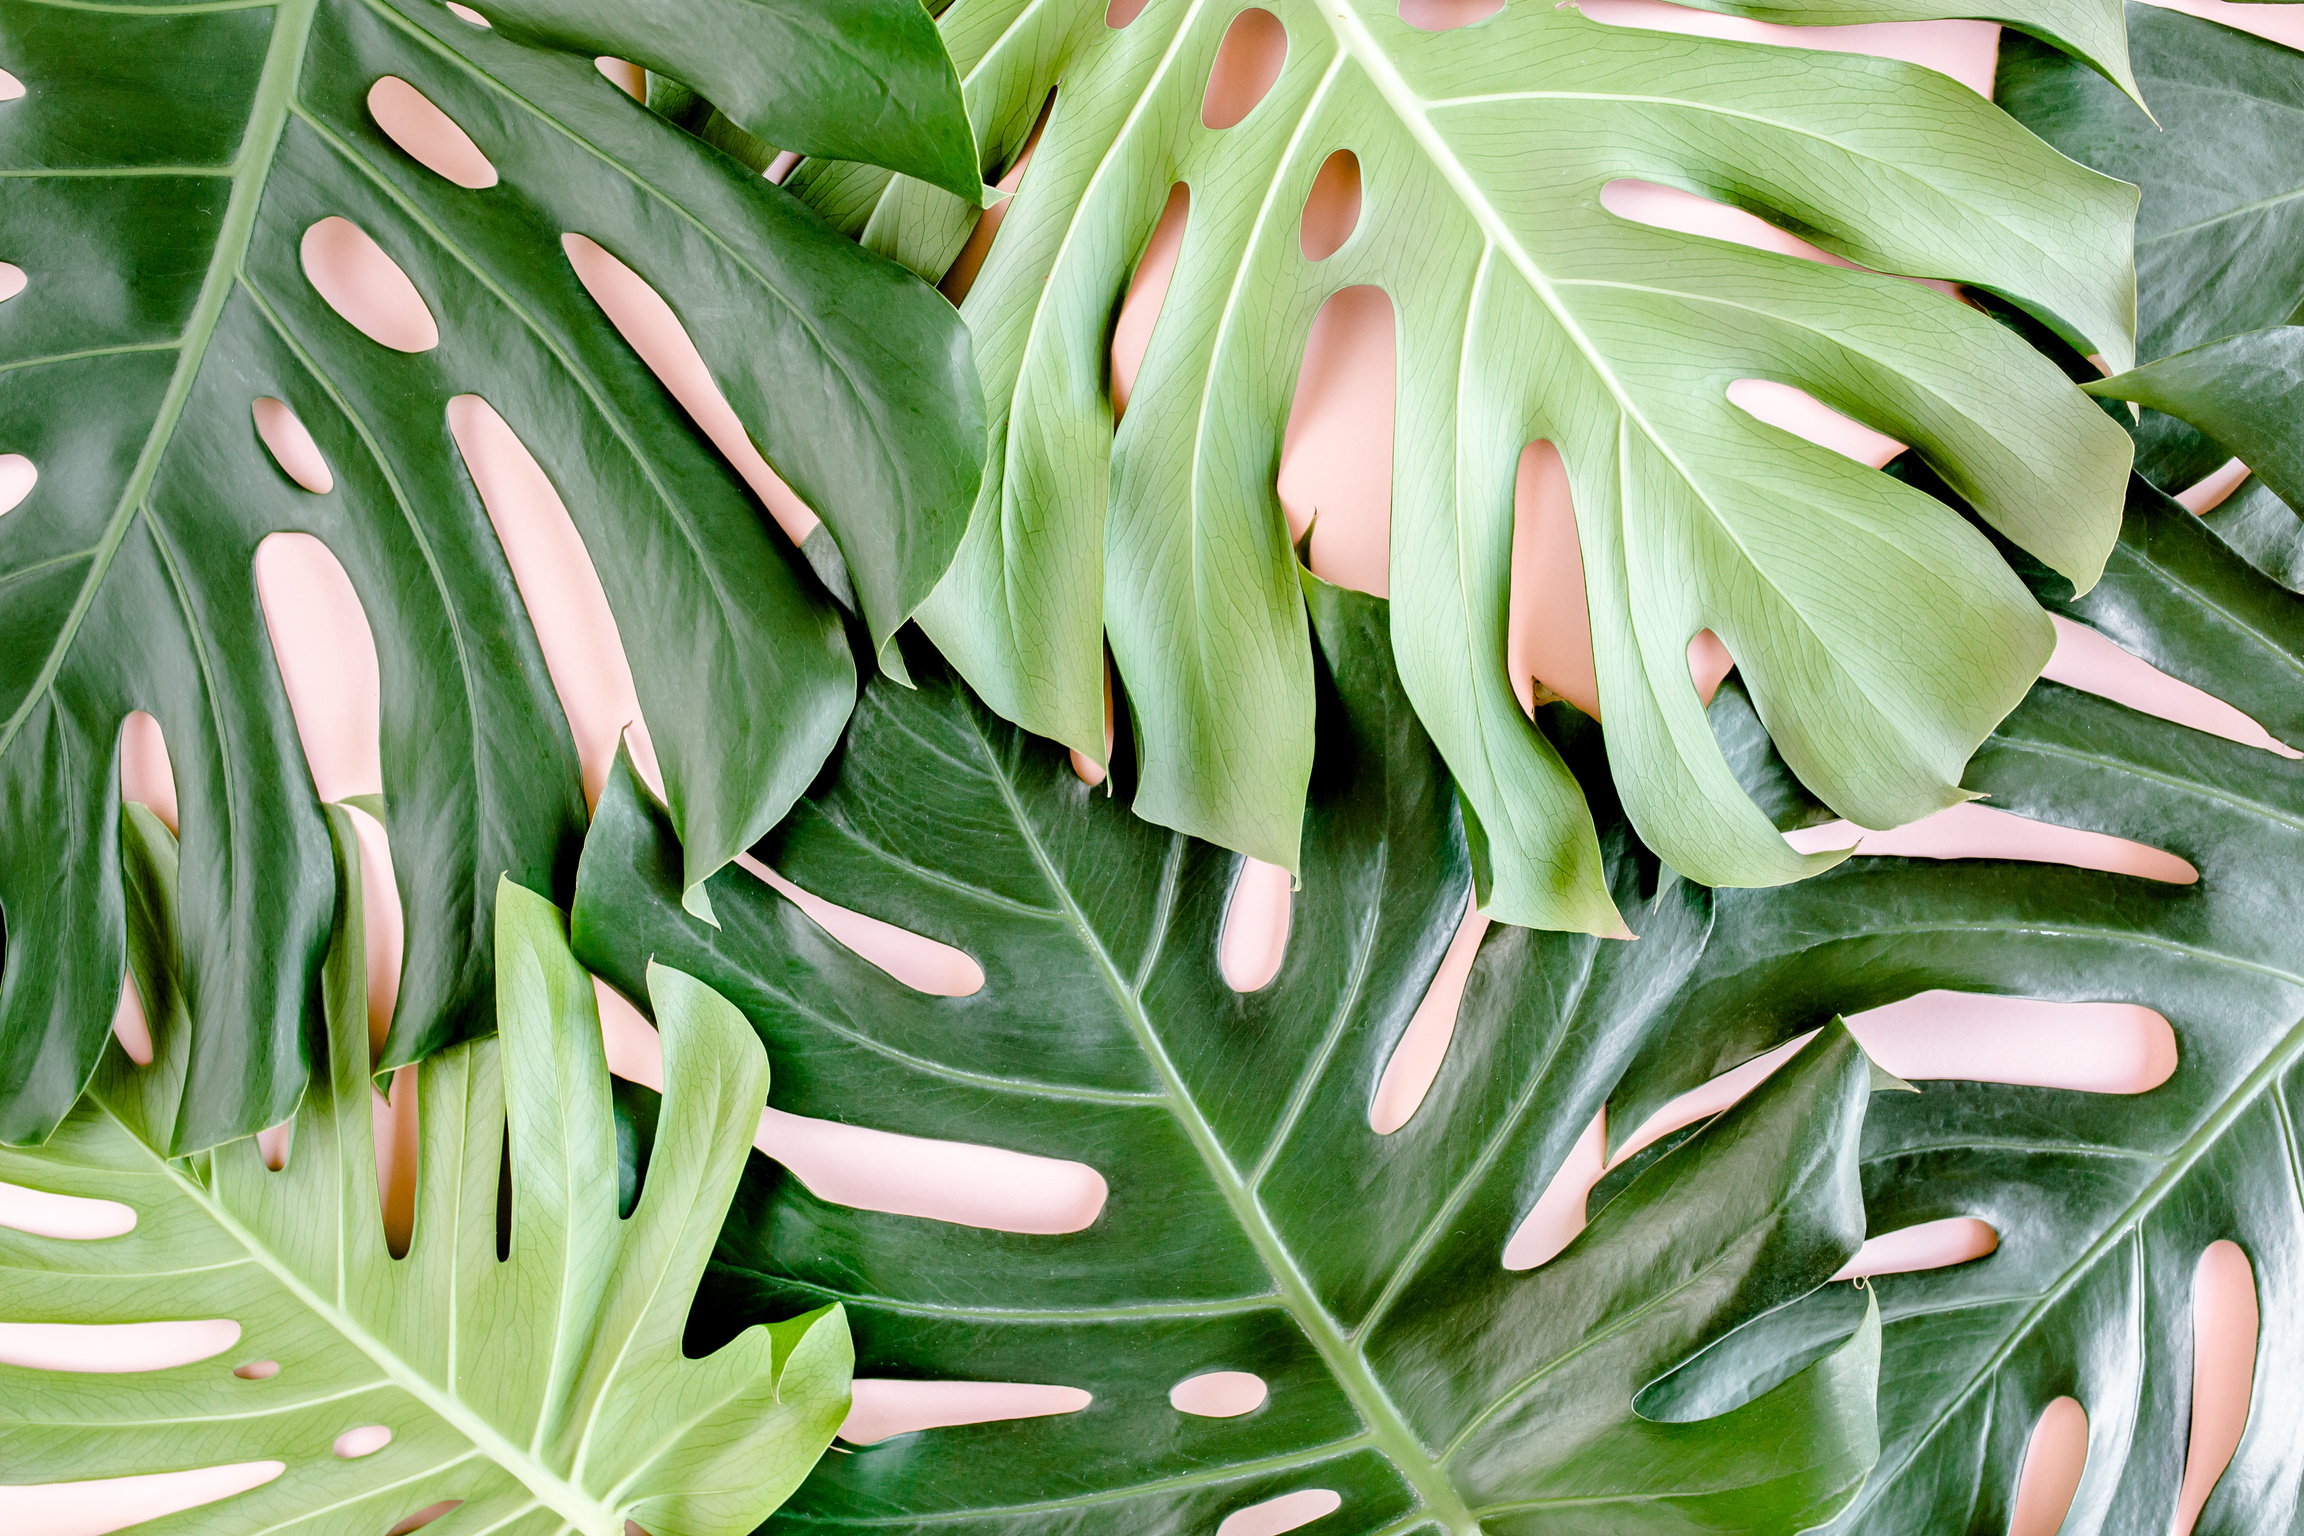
(138, 1125, 625, 1535)
(0, 0, 313, 766)
(950, 700, 1485, 1535)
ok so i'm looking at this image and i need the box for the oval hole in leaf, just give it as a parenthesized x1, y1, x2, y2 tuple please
(255, 530, 386, 796)
(0, 1319, 239, 1373)
(1106, 0, 1152, 26)
(1201, 10, 1286, 131)
(838, 1380, 1092, 1444)
(736, 852, 985, 997)
(387, 1500, 464, 1535)
(1218, 857, 1293, 993)
(1784, 803, 2199, 884)
(332, 1424, 392, 1460)
(1112, 183, 1189, 422)
(1169, 1370, 1268, 1417)
(1217, 1488, 1342, 1536)
(1276, 284, 1394, 595)
(0, 68, 22, 100)
(442, 2, 488, 24)
(1832, 1216, 1998, 1279)
(367, 77, 497, 190)
(0, 453, 37, 516)
(1847, 991, 2176, 1094)
(1398, 0, 1502, 30)
(2173, 1241, 2258, 1536)
(1727, 378, 1906, 469)
(251, 398, 332, 494)
(1370, 892, 1486, 1134)
(1299, 150, 1361, 262)
(6, 1462, 285, 1533)
(2008, 1396, 2088, 1536)
(445, 394, 666, 809)
(560, 234, 817, 545)
(2045, 615, 2298, 756)
(757, 1108, 1107, 1233)
(0, 262, 23, 302)
(233, 1360, 279, 1380)
(0, 1182, 135, 1240)
(256, 1120, 293, 1172)
(299, 217, 438, 353)
(942, 89, 1055, 306)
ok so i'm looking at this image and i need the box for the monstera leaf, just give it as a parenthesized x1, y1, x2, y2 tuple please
(0, 0, 985, 1150)
(2088, 328, 2304, 514)
(2085, 325, 2304, 588)
(787, 0, 2137, 936)
(569, 575, 1900, 1534)
(0, 810, 850, 1534)
(576, 478, 2303, 1531)
(1998, 2, 2304, 494)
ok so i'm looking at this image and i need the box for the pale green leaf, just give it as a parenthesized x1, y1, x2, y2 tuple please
(794, 0, 2136, 935)
(0, 815, 848, 1536)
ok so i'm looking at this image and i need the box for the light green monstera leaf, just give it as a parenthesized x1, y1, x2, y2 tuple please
(0, 809, 849, 1535)
(791, 0, 2138, 935)
(0, 0, 984, 1151)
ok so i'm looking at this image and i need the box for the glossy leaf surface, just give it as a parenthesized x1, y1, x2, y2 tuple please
(1600, 482, 2304, 1535)
(580, 474, 2304, 1531)
(0, 0, 983, 1148)
(0, 816, 850, 1535)
(1998, 2, 2304, 492)
(479, 0, 987, 203)
(792, 0, 2136, 933)
(2087, 325, 2304, 513)
(573, 577, 1889, 1535)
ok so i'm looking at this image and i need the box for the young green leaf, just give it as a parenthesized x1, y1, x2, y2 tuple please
(572, 578, 1891, 1535)
(0, 815, 849, 1536)
(793, 0, 2136, 934)
(0, 0, 985, 1150)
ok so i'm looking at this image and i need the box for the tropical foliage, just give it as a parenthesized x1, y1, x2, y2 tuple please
(574, 580, 1891, 1534)
(0, 809, 849, 1534)
(789, 0, 2139, 937)
(0, 0, 983, 1149)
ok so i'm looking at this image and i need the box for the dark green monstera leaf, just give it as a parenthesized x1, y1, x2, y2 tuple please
(1998, 1, 2304, 494)
(2087, 325, 2304, 590)
(576, 479, 2304, 1532)
(1582, 479, 2304, 1535)
(569, 574, 1894, 1535)
(0, 0, 985, 1150)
